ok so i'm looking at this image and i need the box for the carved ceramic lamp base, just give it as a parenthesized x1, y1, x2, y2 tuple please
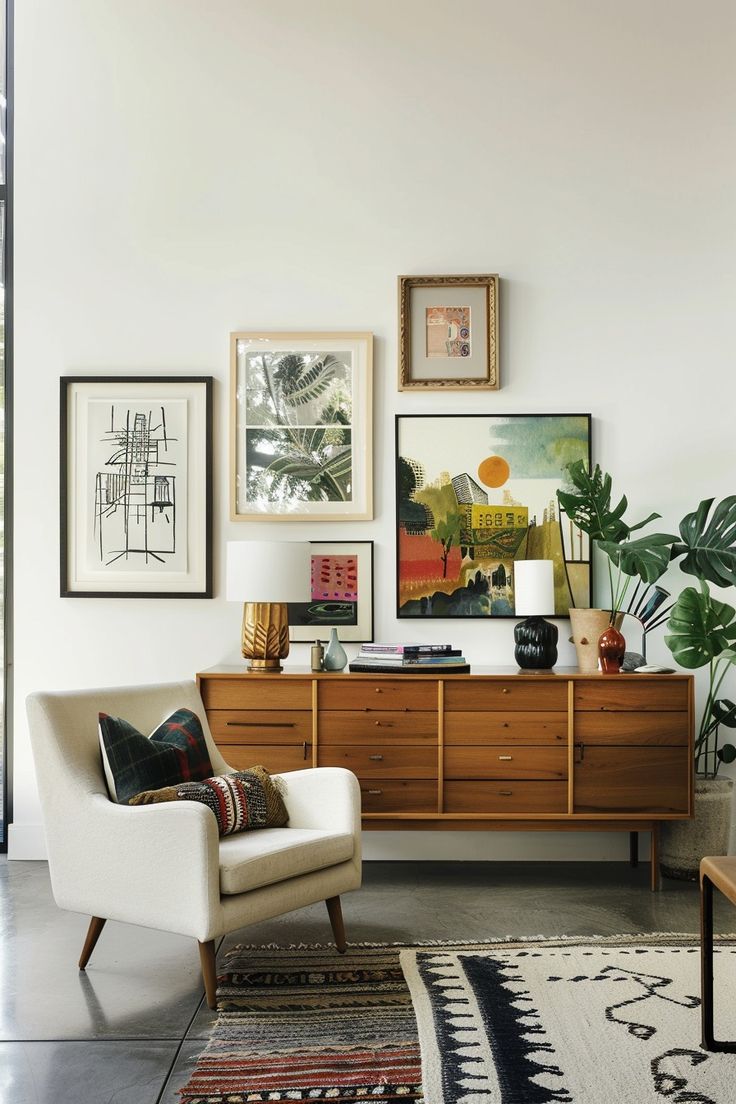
(242, 602, 290, 672)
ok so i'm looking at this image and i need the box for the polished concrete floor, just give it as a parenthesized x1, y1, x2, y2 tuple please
(1, 856, 732, 1103)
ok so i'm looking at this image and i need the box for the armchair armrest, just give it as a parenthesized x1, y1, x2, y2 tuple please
(49, 794, 222, 942)
(278, 767, 362, 837)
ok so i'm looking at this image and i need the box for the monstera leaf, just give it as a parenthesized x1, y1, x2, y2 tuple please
(557, 460, 659, 543)
(664, 585, 736, 669)
(597, 532, 676, 584)
(671, 496, 736, 587)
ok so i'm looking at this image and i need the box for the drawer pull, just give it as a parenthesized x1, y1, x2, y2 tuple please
(226, 721, 296, 728)
(303, 741, 308, 760)
(502, 688, 510, 694)
(368, 754, 384, 761)
(374, 720, 394, 727)
(375, 688, 382, 694)
(366, 789, 383, 796)
(502, 722, 509, 728)
(574, 742, 585, 762)
(499, 790, 513, 796)
(498, 755, 513, 761)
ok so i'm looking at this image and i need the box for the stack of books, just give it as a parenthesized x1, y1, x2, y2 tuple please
(349, 643, 470, 674)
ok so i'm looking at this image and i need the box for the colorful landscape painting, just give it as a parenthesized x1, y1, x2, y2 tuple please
(396, 414, 591, 618)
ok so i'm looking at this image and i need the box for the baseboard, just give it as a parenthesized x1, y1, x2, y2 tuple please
(7, 822, 47, 860)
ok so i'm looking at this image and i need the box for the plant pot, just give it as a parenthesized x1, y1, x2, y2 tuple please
(568, 609, 623, 673)
(660, 777, 734, 881)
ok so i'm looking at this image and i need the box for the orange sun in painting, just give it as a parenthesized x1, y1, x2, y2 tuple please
(477, 455, 510, 488)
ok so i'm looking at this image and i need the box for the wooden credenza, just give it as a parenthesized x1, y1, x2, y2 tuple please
(197, 666, 694, 888)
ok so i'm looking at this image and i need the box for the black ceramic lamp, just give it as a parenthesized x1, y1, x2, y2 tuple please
(513, 559, 558, 670)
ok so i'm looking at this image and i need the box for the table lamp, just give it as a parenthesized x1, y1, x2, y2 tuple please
(513, 559, 558, 670)
(226, 541, 311, 672)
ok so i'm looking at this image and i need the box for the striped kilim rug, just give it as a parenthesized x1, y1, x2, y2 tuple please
(179, 936, 736, 1104)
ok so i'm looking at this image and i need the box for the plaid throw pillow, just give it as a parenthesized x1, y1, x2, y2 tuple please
(129, 765, 289, 835)
(98, 708, 214, 804)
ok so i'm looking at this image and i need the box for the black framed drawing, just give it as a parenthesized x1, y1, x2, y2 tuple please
(60, 376, 213, 598)
(288, 540, 374, 643)
(396, 413, 592, 619)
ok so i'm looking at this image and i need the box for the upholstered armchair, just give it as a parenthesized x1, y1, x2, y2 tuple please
(26, 680, 362, 1008)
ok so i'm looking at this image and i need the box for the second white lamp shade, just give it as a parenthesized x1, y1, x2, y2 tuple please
(226, 541, 311, 603)
(514, 559, 555, 617)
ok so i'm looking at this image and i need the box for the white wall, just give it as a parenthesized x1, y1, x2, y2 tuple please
(10, 0, 736, 859)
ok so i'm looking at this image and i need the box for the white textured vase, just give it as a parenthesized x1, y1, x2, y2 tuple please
(660, 778, 734, 881)
(568, 609, 622, 673)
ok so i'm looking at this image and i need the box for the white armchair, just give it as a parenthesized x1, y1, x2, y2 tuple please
(26, 679, 362, 1007)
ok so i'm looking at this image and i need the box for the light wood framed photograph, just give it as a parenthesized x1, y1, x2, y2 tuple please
(398, 274, 499, 391)
(61, 376, 213, 598)
(231, 332, 373, 521)
(288, 540, 374, 642)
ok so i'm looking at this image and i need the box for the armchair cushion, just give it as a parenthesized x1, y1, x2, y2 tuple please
(98, 707, 213, 803)
(129, 765, 289, 835)
(218, 827, 355, 895)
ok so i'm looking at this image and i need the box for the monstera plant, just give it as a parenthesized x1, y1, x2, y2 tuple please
(663, 496, 736, 778)
(557, 460, 673, 617)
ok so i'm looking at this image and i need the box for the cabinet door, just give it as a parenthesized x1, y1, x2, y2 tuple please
(574, 748, 690, 814)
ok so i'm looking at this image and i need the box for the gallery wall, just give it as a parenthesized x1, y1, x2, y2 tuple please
(9, 0, 736, 858)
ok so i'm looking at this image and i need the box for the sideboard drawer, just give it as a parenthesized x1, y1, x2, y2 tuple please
(208, 710, 312, 744)
(223, 743, 312, 774)
(575, 680, 688, 712)
(575, 711, 689, 745)
(360, 780, 437, 813)
(319, 680, 437, 712)
(574, 748, 690, 813)
(444, 780, 568, 814)
(444, 681, 568, 711)
(445, 746, 567, 781)
(319, 710, 437, 744)
(444, 711, 567, 745)
(319, 745, 437, 778)
(200, 678, 312, 711)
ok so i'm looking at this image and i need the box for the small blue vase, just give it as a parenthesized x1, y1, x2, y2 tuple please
(323, 627, 348, 671)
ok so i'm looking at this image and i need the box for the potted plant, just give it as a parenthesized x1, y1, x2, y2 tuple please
(656, 496, 736, 876)
(557, 461, 672, 671)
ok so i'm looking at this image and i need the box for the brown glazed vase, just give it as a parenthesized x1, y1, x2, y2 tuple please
(598, 624, 626, 673)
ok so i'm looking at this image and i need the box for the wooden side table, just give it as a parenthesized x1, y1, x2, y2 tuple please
(700, 855, 736, 1051)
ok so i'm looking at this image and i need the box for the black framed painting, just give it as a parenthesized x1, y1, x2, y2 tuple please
(396, 413, 592, 618)
(61, 376, 213, 597)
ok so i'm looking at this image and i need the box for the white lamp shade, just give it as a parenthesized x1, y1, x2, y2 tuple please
(514, 560, 555, 617)
(226, 541, 311, 603)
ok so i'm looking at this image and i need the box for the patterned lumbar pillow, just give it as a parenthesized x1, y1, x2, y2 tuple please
(129, 765, 289, 835)
(98, 707, 214, 805)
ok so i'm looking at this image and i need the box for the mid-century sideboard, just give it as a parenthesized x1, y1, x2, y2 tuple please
(196, 666, 694, 889)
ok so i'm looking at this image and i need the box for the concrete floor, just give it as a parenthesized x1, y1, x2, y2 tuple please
(1, 856, 732, 1103)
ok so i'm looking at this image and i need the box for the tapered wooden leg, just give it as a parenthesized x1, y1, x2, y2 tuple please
(78, 917, 107, 970)
(650, 824, 660, 891)
(629, 831, 639, 867)
(326, 896, 347, 953)
(198, 940, 218, 1010)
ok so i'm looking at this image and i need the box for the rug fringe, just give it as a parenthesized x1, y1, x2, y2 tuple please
(222, 931, 736, 960)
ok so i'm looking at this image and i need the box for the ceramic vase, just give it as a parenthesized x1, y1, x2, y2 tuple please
(598, 624, 626, 673)
(323, 627, 348, 671)
(568, 609, 623, 673)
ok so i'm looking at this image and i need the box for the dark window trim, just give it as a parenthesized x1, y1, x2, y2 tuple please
(2, 0, 13, 851)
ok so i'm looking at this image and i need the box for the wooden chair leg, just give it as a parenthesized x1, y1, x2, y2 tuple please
(326, 895, 347, 953)
(198, 940, 218, 1010)
(78, 916, 107, 970)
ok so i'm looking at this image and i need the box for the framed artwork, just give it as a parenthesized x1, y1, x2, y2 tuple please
(61, 376, 213, 598)
(396, 413, 592, 619)
(398, 274, 499, 390)
(288, 540, 374, 642)
(230, 332, 373, 520)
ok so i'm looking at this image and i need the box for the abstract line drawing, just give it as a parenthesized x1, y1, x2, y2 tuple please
(62, 376, 212, 598)
(94, 405, 178, 567)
